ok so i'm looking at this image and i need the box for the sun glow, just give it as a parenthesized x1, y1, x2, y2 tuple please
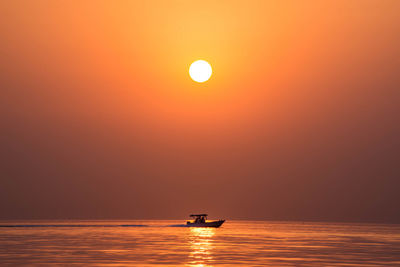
(188, 228, 215, 266)
(189, 60, 212, 83)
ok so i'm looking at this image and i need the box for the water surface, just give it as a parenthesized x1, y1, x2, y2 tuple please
(1, 220, 399, 266)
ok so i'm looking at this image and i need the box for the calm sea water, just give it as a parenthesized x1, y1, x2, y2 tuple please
(1, 220, 400, 266)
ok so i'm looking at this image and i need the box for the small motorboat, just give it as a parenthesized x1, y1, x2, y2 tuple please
(186, 214, 225, 228)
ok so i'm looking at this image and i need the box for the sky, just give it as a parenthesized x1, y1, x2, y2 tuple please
(1, 0, 399, 223)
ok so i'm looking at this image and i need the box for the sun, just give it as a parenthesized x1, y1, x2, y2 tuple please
(189, 60, 212, 83)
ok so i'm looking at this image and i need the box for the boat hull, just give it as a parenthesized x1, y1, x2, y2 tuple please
(186, 220, 225, 228)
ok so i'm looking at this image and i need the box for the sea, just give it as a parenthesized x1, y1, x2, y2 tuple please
(1, 220, 400, 266)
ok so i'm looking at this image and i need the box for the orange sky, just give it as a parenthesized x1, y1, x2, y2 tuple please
(1, 1, 400, 222)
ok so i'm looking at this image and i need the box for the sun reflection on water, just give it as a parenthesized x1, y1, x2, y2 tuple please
(188, 228, 216, 267)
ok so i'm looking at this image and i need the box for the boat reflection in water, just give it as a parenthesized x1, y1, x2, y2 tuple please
(188, 227, 216, 267)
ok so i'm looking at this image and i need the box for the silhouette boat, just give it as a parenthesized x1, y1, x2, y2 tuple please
(186, 214, 225, 228)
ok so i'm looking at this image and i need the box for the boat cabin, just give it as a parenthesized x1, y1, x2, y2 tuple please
(190, 214, 208, 223)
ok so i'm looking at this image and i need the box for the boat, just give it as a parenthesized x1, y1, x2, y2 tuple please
(186, 214, 225, 228)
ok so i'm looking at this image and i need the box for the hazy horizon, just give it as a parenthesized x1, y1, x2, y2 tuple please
(1, 1, 400, 223)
